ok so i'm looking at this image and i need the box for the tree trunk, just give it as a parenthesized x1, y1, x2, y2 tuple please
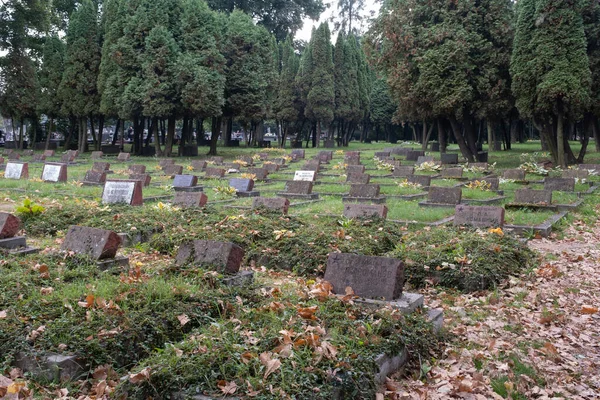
(487, 120, 495, 152)
(196, 118, 203, 147)
(448, 117, 475, 162)
(165, 116, 176, 156)
(438, 118, 447, 153)
(90, 117, 98, 151)
(63, 117, 76, 151)
(557, 110, 566, 167)
(463, 116, 478, 156)
(45, 118, 53, 150)
(421, 122, 434, 151)
(593, 115, 600, 152)
(152, 117, 163, 156)
(112, 118, 121, 145)
(18, 119, 24, 150)
(208, 116, 221, 156)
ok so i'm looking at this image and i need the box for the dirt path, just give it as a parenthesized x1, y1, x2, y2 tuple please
(385, 222, 600, 399)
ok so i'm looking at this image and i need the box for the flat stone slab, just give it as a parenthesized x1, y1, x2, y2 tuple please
(0, 236, 27, 249)
(514, 188, 552, 205)
(62, 225, 122, 260)
(0, 212, 21, 239)
(41, 163, 67, 182)
(453, 205, 504, 228)
(14, 352, 84, 382)
(324, 253, 404, 300)
(173, 192, 208, 208)
(175, 240, 244, 274)
(252, 197, 290, 214)
(102, 180, 144, 205)
(128, 164, 146, 174)
(544, 177, 575, 192)
(342, 196, 387, 204)
(96, 256, 130, 271)
(236, 191, 260, 198)
(83, 170, 107, 185)
(222, 270, 254, 286)
(293, 170, 316, 181)
(343, 204, 388, 219)
(427, 186, 462, 205)
(277, 192, 319, 200)
(4, 162, 28, 179)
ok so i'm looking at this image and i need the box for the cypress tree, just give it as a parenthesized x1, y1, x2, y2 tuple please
(38, 35, 65, 149)
(275, 35, 301, 146)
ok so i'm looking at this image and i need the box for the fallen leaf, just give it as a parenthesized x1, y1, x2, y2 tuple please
(298, 305, 318, 320)
(581, 305, 598, 314)
(129, 367, 151, 384)
(218, 380, 238, 395)
(259, 352, 281, 379)
(0, 310, 7, 319)
(177, 314, 190, 326)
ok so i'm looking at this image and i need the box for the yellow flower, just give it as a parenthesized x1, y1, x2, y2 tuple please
(488, 227, 504, 236)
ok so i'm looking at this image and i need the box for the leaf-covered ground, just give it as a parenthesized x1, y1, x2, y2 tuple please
(382, 216, 600, 399)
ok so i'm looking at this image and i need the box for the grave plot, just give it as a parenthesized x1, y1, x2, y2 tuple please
(0, 212, 39, 255)
(419, 186, 462, 207)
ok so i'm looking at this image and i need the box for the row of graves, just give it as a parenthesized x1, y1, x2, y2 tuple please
(1, 146, 598, 239)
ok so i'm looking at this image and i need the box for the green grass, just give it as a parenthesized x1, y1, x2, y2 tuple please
(505, 209, 555, 225)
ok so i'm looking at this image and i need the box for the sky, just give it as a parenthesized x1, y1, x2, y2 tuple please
(295, 0, 381, 42)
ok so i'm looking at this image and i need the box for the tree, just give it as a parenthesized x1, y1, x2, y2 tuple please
(370, 77, 396, 141)
(332, 0, 365, 35)
(38, 35, 65, 149)
(274, 35, 301, 146)
(511, 0, 591, 166)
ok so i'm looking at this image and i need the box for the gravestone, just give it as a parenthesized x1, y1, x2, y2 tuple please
(102, 180, 143, 205)
(454, 205, 504, 228)
(8, 152, 20, 160)
(252, 197, 290, 214)
(190, 160, 206, 171)
(32, 154, 46, 163)
(175, 240, 244, 274)
(318, 151, 333, 162)
(477, 152, 489, 162)
(129, 173, 151, 187)
(324, 253, 403, 300)
(60, 153, 74, 163)
(41, 163, 67, 182)
(406, 150, 425, 161)
(514, 188, 552, 205)
(238, 155, 253, 166)
(544, 177, 575, 192)
(503, 169, 526, 181)
(562, 169, 588, 180)
(469, 162, 489, 170)
(205, 167, 225, 178)
(2, 149, 13, 156)
(278, 181, 318, 200)
(323, 139, 335, 148)
(291, 149, 305, 159)
(406, 174, 431, 187)
(163, 164, 183, 176)
(481, 176, 500, 191)
(441, 167, 463, 179)
(61, 225, 122, 260)
(374, 151, 391, 158)
(230, 178, 258, 197)
(210, 156, 224, 165)
(4, 162, 28, 179)
(117, 152, 131, 162)
(173, 174, 200, 192)
(346, 172, 370, 184)
(91, 151, 103, 160)
(346, 165, 365, 174)
(344, 154, 361, 165)
(0, 157, 4, 165)
(344, 184, 385, 204)
(263, 162, 279, 172)
(92, 162, 110, 173)
(43, 150, 55, 157)
(416, 155, 434, 165)
(430, 142, 440, 152)
(391, 147, 409, 156)
(392, 166, 415, 177)
(426, 186, 462, 205)
(302, 162, 320, 172)
(83, 170, 107, 186)
(248, 167, 269, 180)
(258, 152, 269, 160)
(578, 164, 600, 173)
(173, 192, 208, 208)
(343, 204, 388, 220)
(0, 212, 20, 239)
(440, 153, 459, 164)
(128, 164, 146, 174)
(159, 159, 175, 168)
(294, 170, 316, 181)
(224, 162, 241, 170)
(272, 158, 286, 166)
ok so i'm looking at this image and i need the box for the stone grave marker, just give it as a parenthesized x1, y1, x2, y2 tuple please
(426, 186, 462, 205)
(440, 153, 459, 164)
(0, 212, 37, 254)
(374, 151, 391, 158)
(117, 152, 131, 162)
(252, 197, 290, 214)
(345, 184, 385, 204)
(175, 240, 244, 274)
(190, 160, 206, 171)
(159, 159, 175, 168)
(0, 156, 4, 165)
(481, 176, 499, 191)
(129, 173, 151, 187)
(173, 174, 200, 191)
(416, 155, 434, 165)
(41, 163, 67, 182)
(324, 253, 403, 300)
(69, 150, 79, 159)
(60, 153, 73, 163)
(346, 172, 370, 184)
(294, 170, 316, 181)
(4, 162, 28, 179)
(32, 154, 46, 163)
(2, 149, 13, 156)
(205, 167, 225, 178)
(163, 164, 183, 176)
(291, 149, 305, 159)
(514, 188, 552, 205)
(83, 170, 107, 186)
(238, 155, 253, 166)
(343, 204, 388, 220)
(578, 164, 600, 173)
(392, 166, 415, 177)
(92, 162, 110, 173)
(91, 151, 103, 160)
(469, 162, 489, 170)
(263, 162, 279, 172)
(224, 162, 241, 170)
(406, 174, 431, 187)
(61, 225, 122, 260)
(8, 152, 20, 160)
(441, 167, 463, 179)
(210, 156, 224, 165)
(302, 161, 320, 172)
(258, 152, 269, 160)
(128, 164, 146, 174)
(102, 180, 143, 205)
(318, 151, 333, 162)
(248, 167, 269, 180)
(346, 165, 365, 174)
(503, 169, 525, 181)
(230, 178, 258, 197)
(344, 154, 361, 165)
(43, 150, 55, 157)
(278, 181, 318, 200)
(406, 150, 425, 161)
(454, 205, 504, 228)
(0, 212, 20, 239)
(544, 177, 575, 192)
(391, 147, 409, 156)
(173, 192, 208, 208)
(272, 158, 286, 166)
(562, 169, 588, 180)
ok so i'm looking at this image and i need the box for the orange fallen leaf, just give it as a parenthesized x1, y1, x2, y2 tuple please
(259, 352, 281, 379)
(218, 380, 238, 395)
(298, 305, 318, 320)
(240, 351, 256, 364)
(581, 305, 598, 314)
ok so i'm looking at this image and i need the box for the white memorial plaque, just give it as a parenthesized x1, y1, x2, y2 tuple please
(42, 164, 63, 182)
(294, 170, 316, 182)
(5, 162, 24, 179)
(102, 181, 136, 204)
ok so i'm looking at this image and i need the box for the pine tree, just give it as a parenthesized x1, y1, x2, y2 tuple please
(38, 35, 65, 149)
(275, 35, 301, 146)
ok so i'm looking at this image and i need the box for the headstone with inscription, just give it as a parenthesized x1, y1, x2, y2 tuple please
(503, 169, 526, 181)
(513, 188, 552, 205)
(324, 253, 404, 300)
(406, 174, 431, 187)
(423, 186, 462, 206)
(60, 153, 74, 164)
(406, 150, 425, 161)
(205, 167, 225, 178)
(173, 191, 208, 208)
(391, 147, 409, 156)
(41, 163, 67, 182)
(175, 240, 244, 274)
(302, 162, 320, 172)
(83, 170, 107, 186)
(173, 174, 201, 192)
(344, 153, 361, 165)
(159, 159, 175, 168)
(454, 205, 504, 228)
(343, 184, 386, 204)
(294, 170, 316, 182)
(262, 162, 279, 173)
(61, 225, 122, 260)
(128, 164, 146, 174)
(238, 155, 254, 166)
(32, 154, 46, 163)
(117, 152, 131, 162)
(544, 177, 575, 192)
(93, 162, 111, 173)
(562, 169, 588, 180)
(163, 164, 183, 176)
(480, 176, 500, 191)
(248, 167, 269, 180)
(291, 149, 305, 159)
(190, 160, 206, 171)
(229, 178, 258, 197)
(441, 167, 464, 179)
(210, 156, 224, 165)
(392, 166, 415, 177)
(278, 181, 318, 200)
(224, 162, 241, 170)
(102, 180, 143, 205)
(346, 165, 365, 174)
(252, 197, 290, 214)
(343, 204, 388, 220)
(416, 155, 435, 165)
(346, 172, 370, 184)
(4, 162, 28, 180)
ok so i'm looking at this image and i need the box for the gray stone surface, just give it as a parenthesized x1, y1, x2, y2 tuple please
(544, 177, 575, 192)
(175, 240, 244, 274)
(92, 162, 111, 172)
(84, 170, 107, 185)
(230, 178, 254, 192)
(205, 167, 225, 178)
(5, 162, 28, 179)
(453, 205, 505, 227)
(173, 174, 198, 188)
(0, 212, 21, 239)
(348, 184, 380, 198)
(346, 165, 365, 174)
(102, 180, 143, 205)
(440, 167, 463, 179)
(252, 197, 290, 214)
(406, 174, 431, 187)
(343, 204, 387, 219)
(62, 225, 122, 260)
(406, 150, 425, 161)
(191, 160, 206, 171)
(440, 153, 459, 164)
(248, 168, 269, 180)
(416, 155, 434, 165)
(514, 188, 552, 205)
(293, 170, 316, 181)
(163, 164, 183, 176)
(503, 169, 525, 181)
(128, 164, 146, 174)
(284, 180, 313, 194)
(392, 166, 415, 177)
(129, 173, 151, 187)
(346, 172, 370, 184)
(427, 186, 462, 205)
(117, 152, 130, 162)
(14, 352, 84, 382)
(173, 192, 208, 208)
(562, 169, 588, 179)
(41, 163, 67, 182)
(481, 176, 499, 191)
(291, 149, 305, 159)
